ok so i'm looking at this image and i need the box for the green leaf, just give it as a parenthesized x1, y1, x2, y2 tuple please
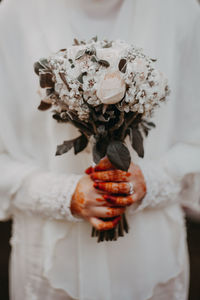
(106, 141, 131, 171)
(128, 128, 144, 158)
(74, 134, 88, 154)
(38, 101, 52, 111)
(56, 140, 74, 156)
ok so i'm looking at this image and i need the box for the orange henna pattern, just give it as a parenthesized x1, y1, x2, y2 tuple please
(105, 207, 124, 217)
(93, 216, 121, 231)
(70, 190, 85, 217)
(94, 182, 131, 194)
(96, 198, 105, 202)
(94, 157, 115, 171)
(103, 195, 134, 206)
(85, 166, 94, 175)
(91, 170, 131, 182)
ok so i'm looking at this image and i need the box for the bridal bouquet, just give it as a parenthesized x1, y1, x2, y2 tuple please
(34, 37, 169, 242)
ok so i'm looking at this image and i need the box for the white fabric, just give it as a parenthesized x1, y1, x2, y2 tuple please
(0, 0, 200, 299)
(14, 170, 82, 221)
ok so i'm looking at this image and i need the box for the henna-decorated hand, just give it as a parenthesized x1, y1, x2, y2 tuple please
(70, 175, 125, 230)
(87, 157, 147, 207)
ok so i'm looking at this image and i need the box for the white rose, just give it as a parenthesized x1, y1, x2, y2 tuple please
(96, 70, 126, 104)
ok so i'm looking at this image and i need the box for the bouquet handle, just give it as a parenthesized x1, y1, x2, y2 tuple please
(91, 213, 129, 242)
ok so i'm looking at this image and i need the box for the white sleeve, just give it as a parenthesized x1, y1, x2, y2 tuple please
(13, 168, 82, 221)
(133, 159, 182, 212)
(129, 11, 200, 214)
(0, 152, 82, 222)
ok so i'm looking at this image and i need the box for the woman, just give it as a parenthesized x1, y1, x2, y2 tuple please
(0, 0, 200, 299)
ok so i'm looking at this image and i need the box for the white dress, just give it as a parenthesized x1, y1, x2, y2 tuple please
(0, 0, 200, 299)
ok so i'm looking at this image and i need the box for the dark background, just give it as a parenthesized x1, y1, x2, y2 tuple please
(0, 219, 200, 300)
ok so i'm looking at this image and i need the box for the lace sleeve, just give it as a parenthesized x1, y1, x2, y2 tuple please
(13, 170, 82, 222)
(128, 160, 182, 214)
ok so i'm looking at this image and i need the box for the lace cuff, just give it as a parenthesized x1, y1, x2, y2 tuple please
(13, 170, 83, 222)
(128, 160, 182, 214)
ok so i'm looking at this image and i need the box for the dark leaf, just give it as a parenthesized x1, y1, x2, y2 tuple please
(85, 47, 96, 56)
(107, 141, 131, 171)
(68, 58, 73, 64)
(73, 38, 80, 45)
(34, 59, 48, 75)
(52, 112, 68, 123)
(75, 49, 86, 60)
(98, 114, 110, 122)
(97, 125, 106, 136)
(98, 59, 110, 68)
(38, 101, 52, 111)
(103, 41, 112, 48)
(118, 58, 127, 73)
(46, 88, 54, 96)
(128, 128, 144, 158)
(93, 139, 108, 164)
(141, 124, 149, 137)
(77, 72, 87, 84)
(74, 134, 88, 155)
(59, 72, 71, 91)
(151, 58, 157, 62)
(34, 62, 43, 76)
(91, 55, 98, 63)
(56, 140, 74, 156)
(143, 120, 155, 128)
(60, 48, 67, 52)
(39, 72, 54, 88)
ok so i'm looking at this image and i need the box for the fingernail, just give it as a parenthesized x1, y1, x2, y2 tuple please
(93, 182, 99, 189)
(113, 216, 121, 225)
(103, 195, 114, 203)
(96, 198, 104, 202)
(90, 173, 96, 180)
(85, 166, 94, 174)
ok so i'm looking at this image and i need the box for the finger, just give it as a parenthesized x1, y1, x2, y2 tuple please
(91, 170, 131, 182)
(94, 182, 132, 194)
(103, 195, 135, 206)
(94, 157, 115, 171)
(89, 216, 121, 231)
(94, 197, 123, 207)
(85, 166, 94, 175)
(89, 206, 125, 218)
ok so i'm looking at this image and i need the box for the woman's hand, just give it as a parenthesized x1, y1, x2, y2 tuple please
(87, 157, 147, 207)
(70, 175, 125, 230)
